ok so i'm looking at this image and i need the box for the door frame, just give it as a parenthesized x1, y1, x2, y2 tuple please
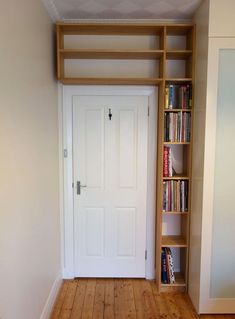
(60, 85, 158, 279)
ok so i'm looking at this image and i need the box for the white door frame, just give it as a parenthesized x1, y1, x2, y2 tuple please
(60, 85, 158, 279)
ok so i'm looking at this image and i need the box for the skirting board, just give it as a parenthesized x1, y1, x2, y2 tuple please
(40, 272, 62, 319)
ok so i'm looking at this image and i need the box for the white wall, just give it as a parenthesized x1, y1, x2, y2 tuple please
(209, 0, 235, 37)
(189, 0, 210, 313)
(0, 0, 60, 318)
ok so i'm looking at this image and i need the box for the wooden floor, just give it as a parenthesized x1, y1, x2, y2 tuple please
(51, 279, 235, 319)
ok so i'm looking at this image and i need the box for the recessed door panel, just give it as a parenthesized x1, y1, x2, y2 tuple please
(116, 208, 136, 257)
(84, 208, 104, 257)
(84, 109, 104, 189)
(118, 109, 137, 189)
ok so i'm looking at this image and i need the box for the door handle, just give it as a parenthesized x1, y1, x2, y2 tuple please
(76, 181, 87, 195)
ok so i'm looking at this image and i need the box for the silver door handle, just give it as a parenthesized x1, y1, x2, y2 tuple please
(76, 181, 87, 195)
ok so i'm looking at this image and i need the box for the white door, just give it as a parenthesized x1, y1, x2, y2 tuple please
(73, 95, 148, 277)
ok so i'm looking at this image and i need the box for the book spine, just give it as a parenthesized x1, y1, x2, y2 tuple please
(188, 84, 192, 108)
(168, 147, 172, 177)
(177, 181, 180, 212)
(172, 85, 178, 109)
(169, 85, 173, 109)
(166, 248, 175, 283)
(161, 248, 168, 283)
(183, 85, 186, 109)
(185, 180, 188, 212)
(166, 181, 169, 211)
(165, 86, 169, 109)
(182, 181, 185, 212)
(163, 181, 166, 211)
(163, 146, 169, 177)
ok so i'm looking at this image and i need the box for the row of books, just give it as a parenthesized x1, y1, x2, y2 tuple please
(165, 84, 192, 109)
(164, 112, 191, 142)
(161, 247, 175, 284)
(163, 146, 175, 177)
(163, 180, 188, 212)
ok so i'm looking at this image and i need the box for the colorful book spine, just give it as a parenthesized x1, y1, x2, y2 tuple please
(165, 86, 169, 109)
(165, 84, 192, 110)
(166, 248, 175, 283)
(163, 146, 169, 177)
(169, 85, 173, 109)
(161, 248, 168, 284)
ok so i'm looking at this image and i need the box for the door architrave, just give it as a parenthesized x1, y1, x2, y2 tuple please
(61, 85, 158, 279)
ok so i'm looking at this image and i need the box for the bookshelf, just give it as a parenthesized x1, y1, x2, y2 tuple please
(156, 25, 195, 292)
(56, 22, 195, 293)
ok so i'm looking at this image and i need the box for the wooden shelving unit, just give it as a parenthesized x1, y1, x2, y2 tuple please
(56, 22, 195, 293)
(156, 24, 195, 292)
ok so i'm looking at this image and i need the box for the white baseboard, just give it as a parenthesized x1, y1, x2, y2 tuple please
(40, 272, 62, 319)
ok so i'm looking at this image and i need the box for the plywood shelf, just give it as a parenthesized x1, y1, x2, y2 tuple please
(163, 176, 189, 180)
(164, 109, 192, 112)
(162, 236, 187, 247)
(163, 142, 190, 145)
(60, 49, 164, 60)
(165, 78, 192, 83)
(162, 211, 188, 215)
(57, 22, 165, 35)
(60, 77, 163, 85)
(166, 50, 192, 59)
(161, 272, 186, 287)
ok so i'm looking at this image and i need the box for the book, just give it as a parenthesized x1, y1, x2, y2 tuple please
(164, 112, 191, 142)
(162, 180, 188, 212)
(161, 248, 168, 284)
(165, 84, 192, 109)
(163, 146, 169, 177)
(166, 248, 175, 283)
(165, 86, 169, 109)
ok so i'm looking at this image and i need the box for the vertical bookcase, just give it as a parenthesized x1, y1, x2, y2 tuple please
(156, 25, 195, 292)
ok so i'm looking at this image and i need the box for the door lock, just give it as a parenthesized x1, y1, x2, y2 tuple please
(77, 181, 87, 195)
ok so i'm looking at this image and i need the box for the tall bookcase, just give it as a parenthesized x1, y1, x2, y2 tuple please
(156, 25, 195, 292)
(56, 22, 195, 292)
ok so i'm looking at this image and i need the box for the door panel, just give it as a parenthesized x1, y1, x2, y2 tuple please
(118, 109, 137, 188)
(73, 95, 148, 277)
(116, 207, 136, 257)
(84, 207, 105, 257)
(84, 108, 104, 188)
(78, 106, 105, 189)
(199, 38, 235, 313)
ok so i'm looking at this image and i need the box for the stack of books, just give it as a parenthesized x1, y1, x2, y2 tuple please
(165, 84, 192, 109)
(164, 112, 191, 142)
(163, 180, 188, 212)
(161, 247, 175, 284)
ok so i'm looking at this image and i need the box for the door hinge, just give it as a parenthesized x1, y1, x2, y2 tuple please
(145, 250, 147, 260)
(72, 182, 74, 188)
(64, 149, 68, 158)
(148, 106, 150, 117)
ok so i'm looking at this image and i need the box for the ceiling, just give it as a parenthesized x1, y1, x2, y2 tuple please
(43, 0, 202, 21)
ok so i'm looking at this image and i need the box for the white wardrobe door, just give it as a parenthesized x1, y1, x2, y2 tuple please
(210, 49, 235, 299)
(200, 38, 235, 313)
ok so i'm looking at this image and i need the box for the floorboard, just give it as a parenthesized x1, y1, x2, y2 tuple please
(51, 279, 235, 319)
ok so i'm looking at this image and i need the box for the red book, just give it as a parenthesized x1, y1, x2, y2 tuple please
(181, 112, 184, 142)
(163, 146, 169, 177)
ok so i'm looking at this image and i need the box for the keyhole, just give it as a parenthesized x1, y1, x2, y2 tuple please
(109, 108, 112, 120)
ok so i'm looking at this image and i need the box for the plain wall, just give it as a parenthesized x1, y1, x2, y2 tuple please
(0, 0, 60, 318)
(209, 0, 235, 37)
